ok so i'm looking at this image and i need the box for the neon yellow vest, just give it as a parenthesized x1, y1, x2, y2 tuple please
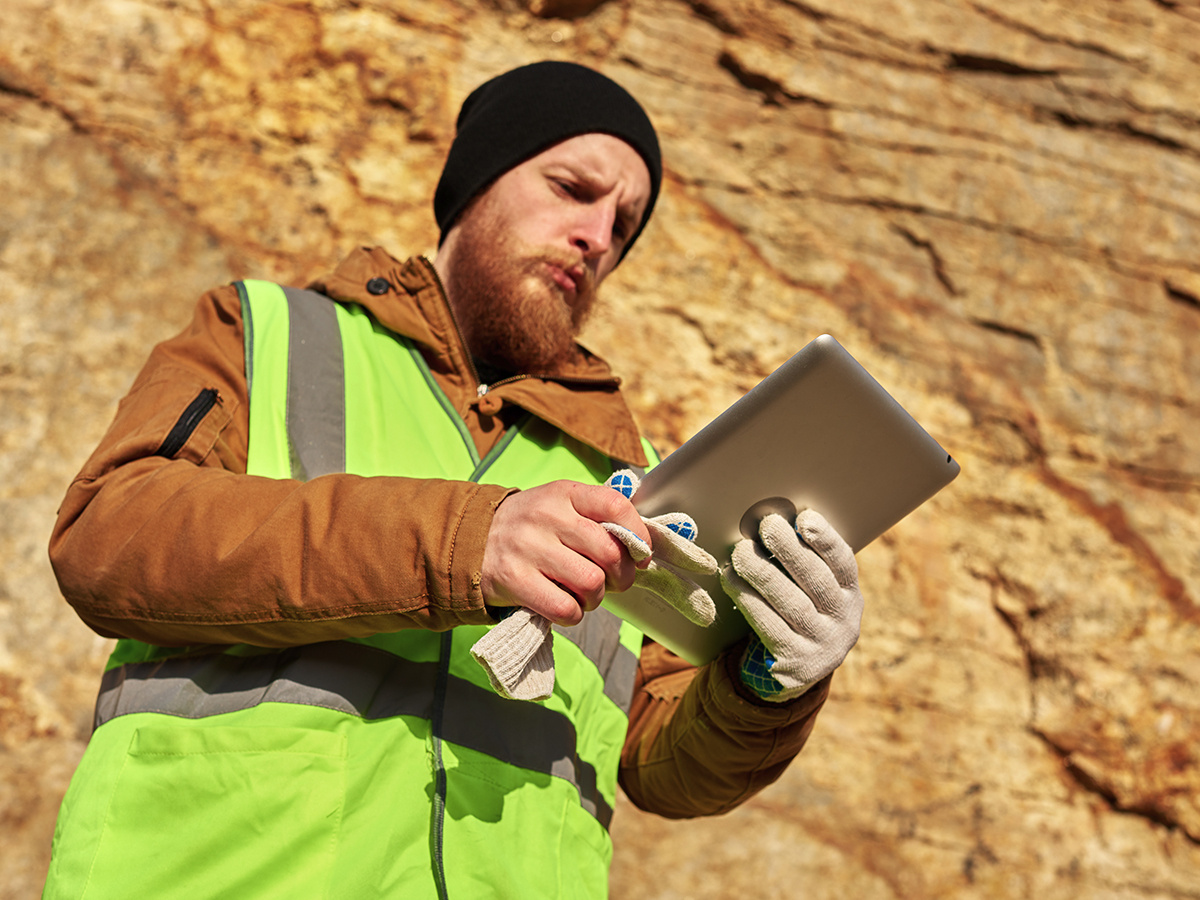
(45, 280, 651, 900)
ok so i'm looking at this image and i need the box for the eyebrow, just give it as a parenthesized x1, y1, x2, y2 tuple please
(551, 162, 644, 233)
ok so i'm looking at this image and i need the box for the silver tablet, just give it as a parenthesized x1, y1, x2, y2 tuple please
(606, 334, 960, 665)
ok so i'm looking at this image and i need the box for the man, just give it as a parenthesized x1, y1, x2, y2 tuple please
(44, 61, 862, 898)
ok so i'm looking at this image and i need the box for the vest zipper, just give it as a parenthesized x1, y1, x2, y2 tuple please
(417, 257, 487, 900)
(430, 631, 453, 900)
(415, 256, 628, 897)
(153, 388, 219, 458)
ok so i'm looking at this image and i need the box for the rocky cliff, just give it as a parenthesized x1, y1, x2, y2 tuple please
(2, 1, 1197, 897)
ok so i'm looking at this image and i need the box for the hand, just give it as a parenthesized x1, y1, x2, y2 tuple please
(480, 480, 649, 627)
(471, 472, 716, 702)
(720, 509, 863, 702)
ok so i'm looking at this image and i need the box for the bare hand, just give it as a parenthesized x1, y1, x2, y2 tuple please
(481, 480, 650, 626)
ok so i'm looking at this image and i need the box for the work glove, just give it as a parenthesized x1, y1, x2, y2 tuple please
(471, 470, 718, 702)
(720, 509, 863, 703)
(597, 469, 719, 627)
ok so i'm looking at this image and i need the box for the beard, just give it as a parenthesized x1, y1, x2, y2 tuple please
(443, 199, 598, 377)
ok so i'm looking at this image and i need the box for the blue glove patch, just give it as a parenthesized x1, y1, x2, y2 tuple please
(665, 519, 696, 541)
(740, 636, 787, 699)
(608, 471, 637, 498)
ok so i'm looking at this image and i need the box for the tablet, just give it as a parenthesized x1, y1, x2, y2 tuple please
(605, 334, 960, 665)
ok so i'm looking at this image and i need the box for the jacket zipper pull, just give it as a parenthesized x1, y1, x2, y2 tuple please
(477, 383, 489, 397)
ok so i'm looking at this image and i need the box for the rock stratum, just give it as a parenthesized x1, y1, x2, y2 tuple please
(2, 1, 1198, 897)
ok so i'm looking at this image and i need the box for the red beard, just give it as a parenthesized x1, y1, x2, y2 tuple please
(443, 199, 598, 377)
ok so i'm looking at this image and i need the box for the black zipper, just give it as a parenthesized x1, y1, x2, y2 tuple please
(431, 631, 452, 900)
(154, 388, 219, 458)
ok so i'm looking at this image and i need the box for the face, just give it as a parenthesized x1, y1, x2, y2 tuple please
(436, 133, 652, 375)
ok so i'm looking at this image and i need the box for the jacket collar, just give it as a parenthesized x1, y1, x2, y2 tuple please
(308, 246, 649, 467)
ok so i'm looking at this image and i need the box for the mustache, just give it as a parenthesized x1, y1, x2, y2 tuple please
(530, 248, 595, 294)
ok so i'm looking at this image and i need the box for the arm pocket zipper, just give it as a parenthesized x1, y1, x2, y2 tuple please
(154, 388, 220, 459)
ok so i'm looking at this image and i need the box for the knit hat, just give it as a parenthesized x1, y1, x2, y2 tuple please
(433, 60, 662, 261)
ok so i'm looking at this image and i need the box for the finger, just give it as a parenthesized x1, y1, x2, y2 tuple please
(601, 521, 652, 563)
(549, 545, 611, 614)
(493, 576, 588, 626)
(757, 514, 844, 615)
(604, 468, 641, 499)
(644, 520, 719, 575)
(531, 578, 590, 625)
(633, 563, 716, 625)
(483, 540, 596, 624)
(720, 562, 806, 660)
(571, 482, 652, 548)
(556, 518, 638, 596)
(794, 509, 859, 588)
(548, 481, 650, 582)
(730, 537, 822, 637)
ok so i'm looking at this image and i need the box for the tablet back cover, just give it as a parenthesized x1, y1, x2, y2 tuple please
(606, 334, 960, 664)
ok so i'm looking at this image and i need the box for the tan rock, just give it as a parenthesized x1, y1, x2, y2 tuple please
(1, 0, 1198, 897)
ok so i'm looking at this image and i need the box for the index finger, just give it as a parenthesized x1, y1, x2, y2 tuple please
(570, 482, 651, 548)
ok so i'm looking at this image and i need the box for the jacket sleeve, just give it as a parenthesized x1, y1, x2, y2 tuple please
(48, 285, 512, 647)
(618, 639, 830, 818)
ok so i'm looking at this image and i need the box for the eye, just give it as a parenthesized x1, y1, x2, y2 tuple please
(551, 178, 580, 198)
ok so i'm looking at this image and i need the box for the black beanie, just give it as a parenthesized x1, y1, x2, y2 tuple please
(433, 61, 662, 261)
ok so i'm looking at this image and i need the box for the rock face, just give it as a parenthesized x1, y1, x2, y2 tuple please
(2, 1, 1198, 897)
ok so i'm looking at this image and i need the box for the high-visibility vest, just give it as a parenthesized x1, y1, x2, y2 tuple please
(45, 281, 652, 900)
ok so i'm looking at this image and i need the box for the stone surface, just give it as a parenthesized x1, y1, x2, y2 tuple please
(2, 1, 1198, 897)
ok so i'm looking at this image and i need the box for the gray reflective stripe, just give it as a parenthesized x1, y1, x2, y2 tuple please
(95, 642, 615, 828)
(555, 608, 637, 715)
(282, 287, 345, 481)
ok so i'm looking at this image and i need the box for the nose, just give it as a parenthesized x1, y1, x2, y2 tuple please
(570, 202, 616, 260)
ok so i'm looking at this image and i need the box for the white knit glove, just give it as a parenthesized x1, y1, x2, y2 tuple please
(720, 509, 863, 702)
(469, 607, 557, 702)
(598, 469, 718, 627)
(471, 470, 718, 701)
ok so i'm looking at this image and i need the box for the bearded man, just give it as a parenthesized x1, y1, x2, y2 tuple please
(44, 61, 862, 899)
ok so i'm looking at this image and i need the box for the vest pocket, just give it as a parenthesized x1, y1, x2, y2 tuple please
(80, 725, 346, 899)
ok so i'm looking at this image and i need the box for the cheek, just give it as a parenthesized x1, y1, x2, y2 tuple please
(530, 206, 571, 246)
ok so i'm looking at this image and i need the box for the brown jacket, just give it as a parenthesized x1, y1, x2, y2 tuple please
(49, 246, 829, 818)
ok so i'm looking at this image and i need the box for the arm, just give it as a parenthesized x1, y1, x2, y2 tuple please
(49, 285, 513, 647)
(619, 508, 862, 817)
(619, 640, 830, 818)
